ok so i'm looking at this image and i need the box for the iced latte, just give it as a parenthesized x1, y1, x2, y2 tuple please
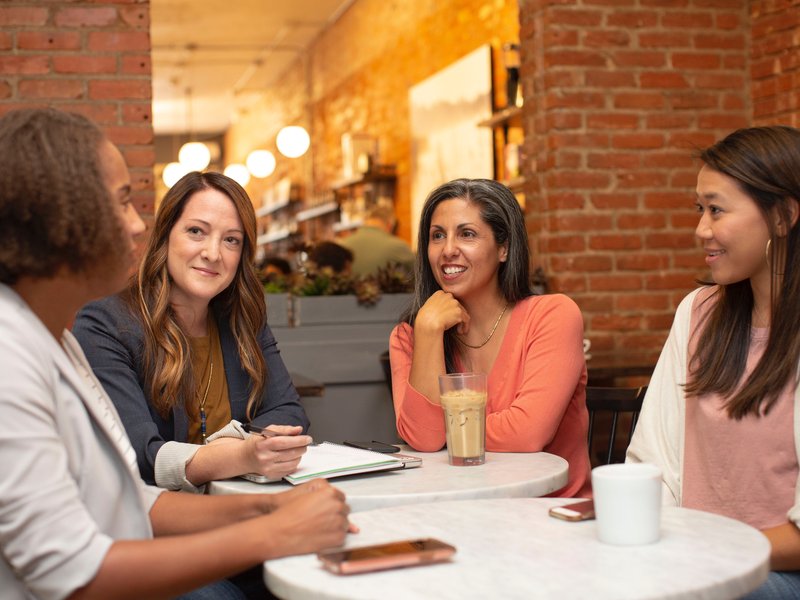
(441, 390, 487, 465)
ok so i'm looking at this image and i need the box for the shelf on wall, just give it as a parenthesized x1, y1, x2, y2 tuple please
(257, 230, 294, 245)
(332, 220, 364, 233)
(256, 198, 293, 218)
(478, 105, 523, 129)
(501, 176, 526, 192)
(331, 165, 397, 191)
(295, 201, 339, 223)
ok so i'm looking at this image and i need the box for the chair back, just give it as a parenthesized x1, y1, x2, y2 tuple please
(586, 385, 647, 466)
(379, 350, 392, 393)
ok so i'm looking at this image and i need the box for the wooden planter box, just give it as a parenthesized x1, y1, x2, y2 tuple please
(264, 293, 291, 327)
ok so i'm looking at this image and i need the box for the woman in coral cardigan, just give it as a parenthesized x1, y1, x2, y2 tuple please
(390, 178, 591, 497)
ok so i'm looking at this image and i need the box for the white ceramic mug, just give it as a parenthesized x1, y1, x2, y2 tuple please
(592, 463, 662, 546)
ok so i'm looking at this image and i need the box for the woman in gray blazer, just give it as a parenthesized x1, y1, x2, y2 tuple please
(0, 108, 351, 600)
(74, 172, 311, 492)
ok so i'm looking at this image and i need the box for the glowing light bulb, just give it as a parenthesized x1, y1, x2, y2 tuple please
(276, 126, 310, 158)
(246, 149, 276, 178)
(224, 163, 251, 187)
(178, 141, 211, 171)
(162, 161, 190, 188)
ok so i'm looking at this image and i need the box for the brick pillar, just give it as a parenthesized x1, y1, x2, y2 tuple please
(0, 2, 154, 217)
(751, 1, 800, 126)
(518, 0, 750, 359)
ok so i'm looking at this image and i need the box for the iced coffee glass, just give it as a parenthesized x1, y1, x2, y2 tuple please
(438, 372, 487, 466)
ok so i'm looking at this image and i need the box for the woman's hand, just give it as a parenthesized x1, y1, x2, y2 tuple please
(267, 480, 355, 557)
(415, 290, 470, 336)
(244, 425, 311, 480)
(271, 480, 359, 531)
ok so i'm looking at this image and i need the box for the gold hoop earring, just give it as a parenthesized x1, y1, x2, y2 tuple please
(765, 238, 772, 267)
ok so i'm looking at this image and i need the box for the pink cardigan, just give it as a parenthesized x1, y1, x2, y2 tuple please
(389, 294, 591, 498)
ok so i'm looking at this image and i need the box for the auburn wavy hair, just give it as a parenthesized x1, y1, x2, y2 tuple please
(129, 171, 266, 419)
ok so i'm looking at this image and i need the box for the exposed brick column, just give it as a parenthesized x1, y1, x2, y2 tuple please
(518, 0, 750, 359)
(0, 2, 154, 217)
(751, 1, 800, 126)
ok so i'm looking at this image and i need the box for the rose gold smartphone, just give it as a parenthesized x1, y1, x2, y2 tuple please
(548, 499, 595, 521)
(317, 538, 456, 575)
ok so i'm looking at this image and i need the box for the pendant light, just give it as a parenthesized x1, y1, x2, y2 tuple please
(178, 141, 211, 171)
(276, 125, 310, 158)
(177, 86, 211, 171)
(162, 161, 190, 188)
(224, 163, 251, 187)
(246, 149, 276, 178)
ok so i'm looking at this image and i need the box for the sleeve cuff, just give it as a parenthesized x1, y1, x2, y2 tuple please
(153, 441, 204, 493)
(206, 419, 248, 442)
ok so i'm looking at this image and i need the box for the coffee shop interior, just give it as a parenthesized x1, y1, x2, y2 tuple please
(3, 0, 799, 597)
(2, 0, 797, 447)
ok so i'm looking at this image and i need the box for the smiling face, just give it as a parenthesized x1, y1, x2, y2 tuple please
(695, 165, 772, 291)
(166, 187, 244, 313)
(427, 197, 508, 304)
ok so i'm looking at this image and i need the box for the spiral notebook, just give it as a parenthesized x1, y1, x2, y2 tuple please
(282, 442, 405, 485)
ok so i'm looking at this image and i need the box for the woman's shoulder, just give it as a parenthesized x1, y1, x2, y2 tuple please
(74, 292, 141, 339)
(516, 293, 582, 320)
(677, 285, 718, 318)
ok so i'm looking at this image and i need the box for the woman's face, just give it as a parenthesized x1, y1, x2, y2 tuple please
(97, 139, 145, 292)
(167, 188, 244, 311)
(695, 165, 771, 289)
(427, 197, 507, 302)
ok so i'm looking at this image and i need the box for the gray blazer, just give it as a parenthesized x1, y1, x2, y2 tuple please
(72, 293, 309, 488)
(0, 285, 161, 599)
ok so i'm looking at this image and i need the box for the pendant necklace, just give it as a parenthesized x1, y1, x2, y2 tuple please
(458, 303, 509, 349)
(199, 354, 213, 443)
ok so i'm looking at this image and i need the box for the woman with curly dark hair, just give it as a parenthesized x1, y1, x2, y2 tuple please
(0, 107, 350, 600)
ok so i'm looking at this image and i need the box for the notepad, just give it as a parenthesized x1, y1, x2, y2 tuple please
(283, 442, 405, 485)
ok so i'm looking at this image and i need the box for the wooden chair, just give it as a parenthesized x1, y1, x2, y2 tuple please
(379, 350, 392, 393)
(586, 385, 648, 466)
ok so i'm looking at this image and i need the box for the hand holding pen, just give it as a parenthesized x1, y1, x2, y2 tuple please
(243, 423, 312, 479)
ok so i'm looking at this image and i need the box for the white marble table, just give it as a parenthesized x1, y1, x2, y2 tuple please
(208, 449, 568, 512)
(264, 498, 770, 600)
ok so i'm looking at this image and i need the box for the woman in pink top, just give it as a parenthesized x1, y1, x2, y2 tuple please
(390, 179, 591, 497)
(627, 126, 800, 599)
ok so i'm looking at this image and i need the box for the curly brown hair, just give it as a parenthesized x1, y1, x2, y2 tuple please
(0, 108, 124, 284)
(129, 171, 267, 419)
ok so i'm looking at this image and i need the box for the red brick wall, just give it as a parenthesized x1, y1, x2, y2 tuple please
(751, 1, 800, 126)
(519, 0, 751, 360)
(0, 2, 154, 216)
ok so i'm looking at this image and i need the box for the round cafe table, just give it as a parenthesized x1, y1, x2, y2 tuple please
(208, 448, 568, 512)
(264, 498, 770, 600)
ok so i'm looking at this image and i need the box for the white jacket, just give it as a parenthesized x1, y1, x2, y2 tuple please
(0, 285, 163, 600)
(626, 288, 800, 527)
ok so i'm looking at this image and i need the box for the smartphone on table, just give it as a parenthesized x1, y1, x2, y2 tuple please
(318, 538, 456, 575)
(343, 440, 400, 453)
(548, 499, 595, 521)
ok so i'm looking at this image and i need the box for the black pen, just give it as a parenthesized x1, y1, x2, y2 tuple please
(243, 423, 280, 437)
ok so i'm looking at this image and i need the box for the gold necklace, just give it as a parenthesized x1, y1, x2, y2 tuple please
(199, 354, 213, 443)
(458, 303, 509, 349)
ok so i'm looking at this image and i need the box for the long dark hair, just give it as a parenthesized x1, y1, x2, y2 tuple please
(401, 178, 535, 372)
(130, 171, 266, 419)
(685, 126, 800, 418)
